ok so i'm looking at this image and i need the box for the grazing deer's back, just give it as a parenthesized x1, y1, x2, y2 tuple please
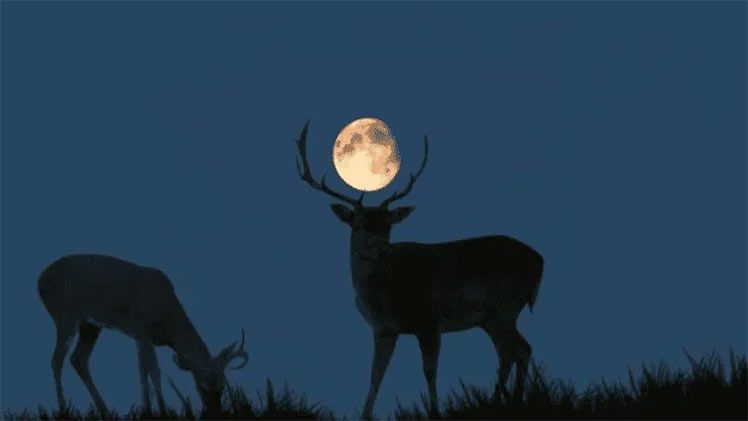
(38, 254, 178, 334)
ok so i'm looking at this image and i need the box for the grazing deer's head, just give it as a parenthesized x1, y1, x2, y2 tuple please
(173, 329, 248, 413)
(295, 121, 428, 244)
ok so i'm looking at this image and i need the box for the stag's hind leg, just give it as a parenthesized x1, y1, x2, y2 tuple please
(70, 321, 108, 414)
(482, 318, 532, 403)
(509, 329, 532, 402)
(51, 319, 77, 412)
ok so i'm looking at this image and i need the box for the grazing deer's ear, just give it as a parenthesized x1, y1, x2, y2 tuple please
(330, 204, 354, 224)
(389, 206, 415, 224)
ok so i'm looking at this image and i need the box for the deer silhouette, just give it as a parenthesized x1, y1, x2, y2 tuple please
(295, 121, 544, 418)
(38, 254, 248, 416)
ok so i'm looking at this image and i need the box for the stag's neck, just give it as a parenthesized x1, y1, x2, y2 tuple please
(349, 230, 392, 295)
(168, 304, 212, 365)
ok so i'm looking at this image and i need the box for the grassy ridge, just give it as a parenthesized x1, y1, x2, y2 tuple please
(3, 380, 334, 421)
(4, 351, 746, 420)
(396, 350, 746, 420)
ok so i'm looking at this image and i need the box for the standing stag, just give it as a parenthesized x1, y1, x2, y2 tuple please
(295, 121, 544, 418)
(38, 254, 248, 415)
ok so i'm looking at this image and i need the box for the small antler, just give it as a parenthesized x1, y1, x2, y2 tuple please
(295, 121, 365, 208)
(379, 135, 429, 208)
(217, 328, 248, 370)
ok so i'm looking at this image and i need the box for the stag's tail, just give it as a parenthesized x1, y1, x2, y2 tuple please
(527, 254, 544, 313)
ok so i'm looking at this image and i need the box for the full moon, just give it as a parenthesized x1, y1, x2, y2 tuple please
(333, 117, 401, 192)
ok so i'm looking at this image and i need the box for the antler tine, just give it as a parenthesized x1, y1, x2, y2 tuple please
(228, 328, 248, 370)
(295, 121, 363, 207)
(230, 352, 248, 370)
(380, 135, 429, 208)
(295, 121, 312, 179)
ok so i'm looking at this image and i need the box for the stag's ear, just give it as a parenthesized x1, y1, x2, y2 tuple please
(330, 204, 354, 225)
(173, 353, 193, 371)
(389, 206, 415, 224)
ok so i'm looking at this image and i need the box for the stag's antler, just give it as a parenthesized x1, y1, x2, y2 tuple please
(379, 135, 429, 208)
(295, 121, 365, 207)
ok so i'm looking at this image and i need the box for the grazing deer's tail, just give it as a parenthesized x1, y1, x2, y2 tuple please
(527, 255, 544, 314)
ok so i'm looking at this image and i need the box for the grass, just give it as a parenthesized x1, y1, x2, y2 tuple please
(3, 380, 334, 421)
(3, 350, 746, 420)
(395, 349, 747, 420)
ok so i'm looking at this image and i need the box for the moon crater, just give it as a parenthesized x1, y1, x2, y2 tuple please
(333, 117, 401, 192)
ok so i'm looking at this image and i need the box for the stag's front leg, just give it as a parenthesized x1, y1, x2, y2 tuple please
(416, 330, 441, 416)
(362, 331, 398, 420)
(136, 341, 154, 413)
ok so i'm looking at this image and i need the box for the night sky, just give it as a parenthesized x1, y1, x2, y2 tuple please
(2, 1, 745, 418)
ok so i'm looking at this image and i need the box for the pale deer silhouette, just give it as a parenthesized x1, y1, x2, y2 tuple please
(295, 121, 544, 418)
(38, 254, 248, 416)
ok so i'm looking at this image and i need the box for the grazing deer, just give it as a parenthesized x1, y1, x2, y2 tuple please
(294, 121, 544, 418)
(37, 254, 248, 416)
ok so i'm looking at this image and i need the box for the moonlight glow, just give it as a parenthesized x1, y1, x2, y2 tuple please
(333, 117, 401, 192)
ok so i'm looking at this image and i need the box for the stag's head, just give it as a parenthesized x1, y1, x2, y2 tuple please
(295, 121, 428, 242)
(173, 329, 248, 414)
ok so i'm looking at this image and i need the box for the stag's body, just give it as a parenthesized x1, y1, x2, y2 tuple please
(350, 235, 543, 335)
(38, 254, 247, 415)
(295, 121, 544, 419)
(339, 207, 544, 418)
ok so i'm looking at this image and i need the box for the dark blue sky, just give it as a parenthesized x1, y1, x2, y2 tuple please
(2, 1, 745, 417)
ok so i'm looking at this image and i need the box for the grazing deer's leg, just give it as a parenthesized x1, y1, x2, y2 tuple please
(70, 322, 107, 414)
(416, 331, 441, 416)
(51, 319, 77, 412)
(362, 331, 398, 419)
(136, 340, 153, 413)
(141, 342, 167, 414)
